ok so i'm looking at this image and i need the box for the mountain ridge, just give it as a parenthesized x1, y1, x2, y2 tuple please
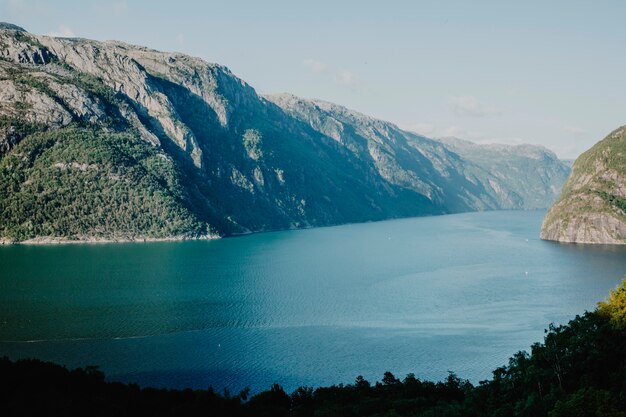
(0, 23, 570, 243)
(266, 93, 570, 211)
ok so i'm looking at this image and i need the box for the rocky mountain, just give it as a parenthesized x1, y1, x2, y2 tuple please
(266, 94, 570, 211)
(0, 24, 569, 242)
(437, 137, 570, 209)
(541, 126, 626, 244)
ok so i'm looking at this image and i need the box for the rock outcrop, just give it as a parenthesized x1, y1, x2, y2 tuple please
(541, 126, 626, 244)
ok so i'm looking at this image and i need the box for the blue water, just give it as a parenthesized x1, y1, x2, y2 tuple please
(1, 210, 626, 393)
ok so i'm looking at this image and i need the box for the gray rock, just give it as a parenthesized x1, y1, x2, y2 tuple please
(541, 126, 626, 244)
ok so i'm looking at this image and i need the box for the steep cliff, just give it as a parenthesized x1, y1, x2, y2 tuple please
(541, 126, 626, 244)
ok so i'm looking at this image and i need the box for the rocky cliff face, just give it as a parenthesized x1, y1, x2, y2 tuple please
(541, 126, 626, 244)
(0, 24, 570, 242)
(267, 94, 570, 211)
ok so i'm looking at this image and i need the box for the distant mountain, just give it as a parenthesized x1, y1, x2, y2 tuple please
(437, 137, 570, 209)
(541, 125, 626, 244)
(0, 24, 569, 242)
(266, 94, 570, 210)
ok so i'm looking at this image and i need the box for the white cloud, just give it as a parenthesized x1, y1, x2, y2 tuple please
(449, 95, 499, 117)
(303, 58, 360, 87)
(564, 126, 586, 135)
(46, 24, 75, 38)
(176, 33, 185, 47)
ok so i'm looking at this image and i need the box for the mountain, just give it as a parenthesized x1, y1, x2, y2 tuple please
(265, 94, 570, 211)
(541, 125, 626, 244)
(437, 137, 570, 209)
(0, 24, 569, 242)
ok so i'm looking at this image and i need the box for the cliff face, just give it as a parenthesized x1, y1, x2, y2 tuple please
(267, 94, 570, 211)
(0, 24, 570, 242)
(541, 126, 626, 244)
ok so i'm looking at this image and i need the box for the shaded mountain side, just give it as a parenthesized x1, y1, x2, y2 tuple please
(0, 25, 440, 242)
(266, 94, 570, 211)
(0, 24, 569, 242)
(541, 125, 626, 244)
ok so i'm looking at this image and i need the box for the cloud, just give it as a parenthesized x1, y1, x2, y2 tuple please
(46, 24, 75, 38)
(303, 58, 360, 87)
(176, 33, 185, 47)
(564, 126, 586, 135)
(449, 95, 499, 117)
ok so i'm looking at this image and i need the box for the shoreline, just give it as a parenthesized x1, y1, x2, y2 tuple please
(0, 209, 550, 246)
(0, 234, 220, 246)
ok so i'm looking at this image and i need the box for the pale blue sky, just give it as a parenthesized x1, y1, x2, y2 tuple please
(2, 0, 626, 158)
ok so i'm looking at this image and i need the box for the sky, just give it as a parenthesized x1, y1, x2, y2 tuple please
(2, 0, 626, 159)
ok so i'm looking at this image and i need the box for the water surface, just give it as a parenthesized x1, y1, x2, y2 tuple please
(1, 210, 626, 392)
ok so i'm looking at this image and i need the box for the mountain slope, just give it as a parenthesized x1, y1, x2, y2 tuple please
(541, 125, 626, 244)
(266, 94, 570, 211)
(438, 137, 570, 209)
(0, 24, 569, 242)
(0, 26, 440, 242)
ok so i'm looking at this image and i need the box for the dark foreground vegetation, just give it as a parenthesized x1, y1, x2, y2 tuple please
(3, 280, 626, 417)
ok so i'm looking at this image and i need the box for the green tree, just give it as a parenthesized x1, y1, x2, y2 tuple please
(382, 371, 400, 386)
(598, 277, 626, 329)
